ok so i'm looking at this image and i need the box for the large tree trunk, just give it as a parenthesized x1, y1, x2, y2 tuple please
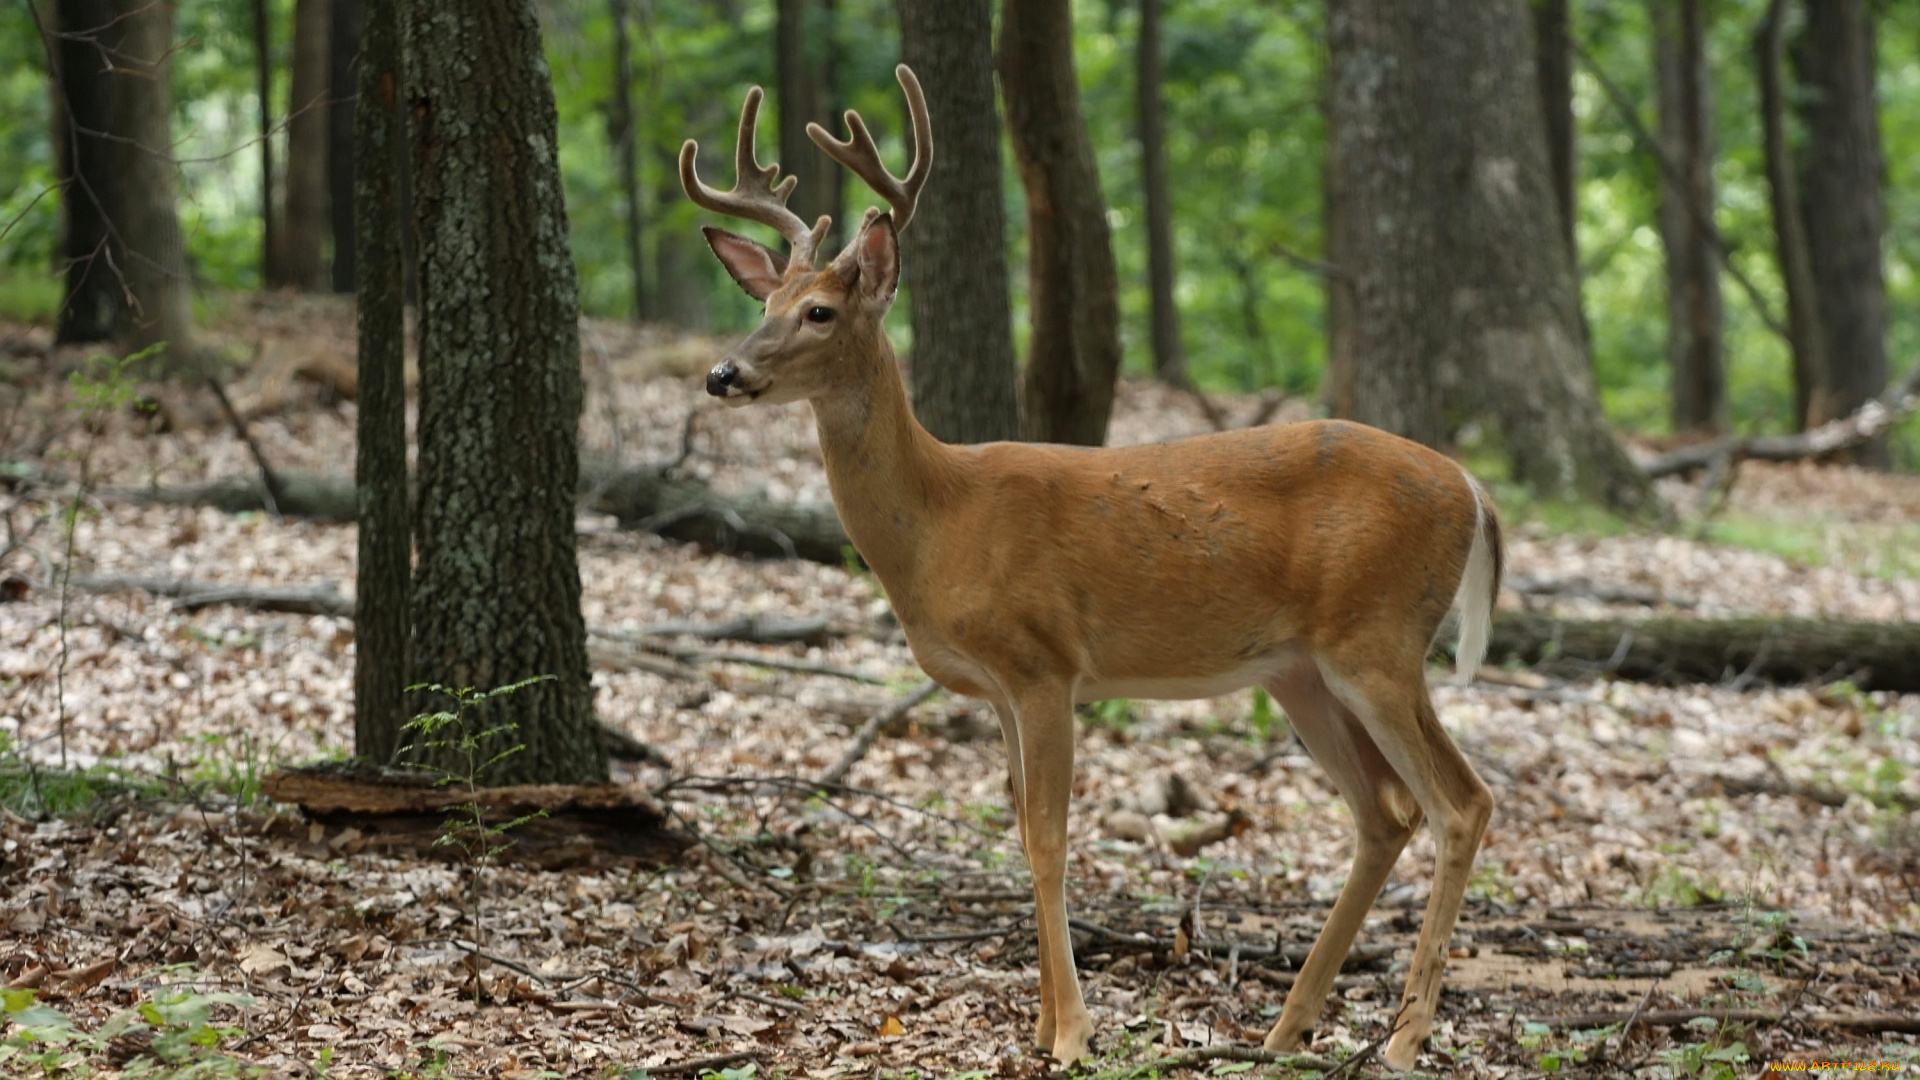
(402, 0, 606, 785)
(1793, 0, 1888, 465)
(281, 0, 332, 291)
(254, 0, 277, 287)
(610, 0, 645, 321)
(1326, 0, 1663, 518)
(775, 0, 841, 249)
(1755, 0, 1825, 431)
(352, 0, 409, 765)
(1001, 0, 1124, 447)
(113, 0, 198, 372)
(1136, 0, 1185, 387)
(895, 0, 1020, 444)
(1321, 52, 1356, 418)
(327, 0, 360, 293)
(52, 0, 128, 345)
(1653, 0, 1726, 436)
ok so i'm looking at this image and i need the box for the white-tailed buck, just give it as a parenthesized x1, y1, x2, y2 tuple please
(680, 65, 1502, 1071)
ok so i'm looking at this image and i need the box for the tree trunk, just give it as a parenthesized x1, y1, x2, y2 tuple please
(113, 0, 198, 372)
(402, 0, 606, 785)
(610, 0, 645, 321)
(1755, 0, 1825, 431)
(776, 0, 841, 249)
(1321, 51, 1356, 418)
(895, 0, 1020, 444)
(1136, 0, 1184, 386)
(647, 152, 711, 329)
(352, 0, 409, 765)
(1793, 0, 1888, 465)
(52, 0, 128, 345)
(1326, 0, 1663, 518)
(282, 0, 333, 291)
(254, 0, 277, 287)
(328, 0, 360, 293)
(1001, 0, 1124, 447)
(1653, 0, 1725, 436)
(1533, 0, 1577, 253)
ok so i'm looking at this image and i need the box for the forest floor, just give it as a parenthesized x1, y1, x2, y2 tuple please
(1, 298, 1918, 1078)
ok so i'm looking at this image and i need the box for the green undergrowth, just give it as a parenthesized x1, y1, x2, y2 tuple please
(0, 730, 291, 822)
(1, 981, 256, 1078)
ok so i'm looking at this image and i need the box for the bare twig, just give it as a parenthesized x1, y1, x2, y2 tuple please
(204, 378, 285, 517)
(645, 1051, 760, 1077)
(816, 679, 939, 786)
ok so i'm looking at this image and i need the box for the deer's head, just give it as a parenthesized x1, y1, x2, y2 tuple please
(681, 65, 931, 407)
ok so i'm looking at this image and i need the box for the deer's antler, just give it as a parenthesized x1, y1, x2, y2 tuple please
(807, 64, 932, 232)
(680, 86, 831, 267)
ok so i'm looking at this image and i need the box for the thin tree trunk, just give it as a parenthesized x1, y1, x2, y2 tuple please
(1136, 0, 1184, 386)
(352, 0, 408, 765)
(402, 0, 606, 784)
(1327, 0, 1664, 518)
(776, 0, 841, 249)
(1001, 0, 1124, 447)
(896, 0, 1020, 444)
(610, 0, 645, 321)
(254, 0, 277, 287)
(1534, 0, 1576, 251)
(282, 0, 333, 291)
(1755, 0, 1825, 431)
(1794, 0, 1888, 465)
(114, 0, 197, 372)
(647, 148, 710, 329)
(1653, 0, 1725, 436)
(52, 0, 128, 344)
(328, 0, 360, 293)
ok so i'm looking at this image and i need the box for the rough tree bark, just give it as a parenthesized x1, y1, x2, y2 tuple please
(1137, 0, 1185, 386)
(1653, 0, 1725, 435)
(113, 0, 197, 371)
(1326, 0, 1663, 518)
(352, 0, 409, 765)
(1793, 0, 1888, 465)
(281, 0, 333, 291)
(776, 0, 841, 249)
(647, 150, 711, 329)
(1001, 0, 1124, 447)
(895, 0, 1020, 444)
(52, 0, 128, 344)
(609, 0, 645, 320)
(1755, 0, 1825, 431)
(327, 0, 360, 293)
(401, 0, 606, 784)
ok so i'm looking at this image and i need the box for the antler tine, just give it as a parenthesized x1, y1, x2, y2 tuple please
(806, 64, 932, 232)
(679, 86, 827, 265)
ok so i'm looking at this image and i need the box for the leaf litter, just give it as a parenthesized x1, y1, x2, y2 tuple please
(1, 309, 1917, 1076)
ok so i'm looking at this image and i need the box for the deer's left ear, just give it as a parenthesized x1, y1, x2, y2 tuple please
(830, 211, 899, 303)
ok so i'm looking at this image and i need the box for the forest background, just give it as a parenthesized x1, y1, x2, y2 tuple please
(2, 0, 1918, 464)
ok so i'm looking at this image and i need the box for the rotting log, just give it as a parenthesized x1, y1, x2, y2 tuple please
(261, 760, 688, 869)
(1487, 611, 1920, 692)
(1643, 358, 1920, 477)
(117, 466, 854, 562)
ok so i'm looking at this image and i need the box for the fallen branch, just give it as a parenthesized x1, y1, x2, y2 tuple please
(1068, 917, 1395, 969)
(1537, 1008, 1920, 1035)
(1487, 611, 1920, 692)
(1507, 574, 1696, 609)
(67, 574, 353, 617)
(1155, 1045, 1342, 1073)
(1644, 359, 1920, 478)
(816, 679, 940, 787)
(645, 1051, 761, 1077)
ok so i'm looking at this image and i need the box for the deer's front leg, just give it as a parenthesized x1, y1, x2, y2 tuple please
(991, 698, 1054, 1053)
(1013, 686, 1093, 1064)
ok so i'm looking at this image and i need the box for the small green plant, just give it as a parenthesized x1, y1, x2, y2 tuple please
(1658, 1018, 1749, 1080)
(1248, 687, 1283, 742)
(1710, 904, 1808, 972)
(399, 677, 553, 979)
(1, 983, 256, 1077)
(1082, 699, 1137, 732)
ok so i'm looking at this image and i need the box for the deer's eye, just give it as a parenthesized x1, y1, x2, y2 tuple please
(805, 306, 835, 324)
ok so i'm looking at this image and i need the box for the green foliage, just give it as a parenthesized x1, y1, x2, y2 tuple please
(1082, 698, 1138, 732)
(1, 984, 257, 1078)
(1658, 1019, 1751, 1080)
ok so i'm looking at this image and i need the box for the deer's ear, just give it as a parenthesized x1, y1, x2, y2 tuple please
(703, 226, 787, 301)
(831, 213, 898, 303)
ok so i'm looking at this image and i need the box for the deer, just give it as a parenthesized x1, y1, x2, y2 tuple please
(678, 65, 1502, 1072)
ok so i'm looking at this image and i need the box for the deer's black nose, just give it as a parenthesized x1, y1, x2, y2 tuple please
(706, 361, 739, 397)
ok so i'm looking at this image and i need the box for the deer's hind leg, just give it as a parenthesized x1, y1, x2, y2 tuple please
(1261, 665, 1424, 1056)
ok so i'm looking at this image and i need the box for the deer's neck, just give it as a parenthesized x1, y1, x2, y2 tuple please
(808, 339, 959, 602)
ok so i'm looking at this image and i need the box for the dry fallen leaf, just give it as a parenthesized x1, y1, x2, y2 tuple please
(878, 1014, 905, 1038)
(237, 943, 292, 976)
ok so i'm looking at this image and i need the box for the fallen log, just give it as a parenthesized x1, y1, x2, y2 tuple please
(1537, 1007, 1920, 1035)
(1487, 611, 1920, 692)
(68, 574, 354, 617)
(115, 466, 854, 562)
(261, 759, 689, 869)
(1644, 359, 1920, 478)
